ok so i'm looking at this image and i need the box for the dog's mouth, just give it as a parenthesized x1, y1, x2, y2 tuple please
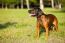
(29, 14, 36, 17)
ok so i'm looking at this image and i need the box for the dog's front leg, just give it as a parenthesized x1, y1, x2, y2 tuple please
(46, 28, 49, 39)
(37, 22, 40, 39)
(45, 26, 49, 39)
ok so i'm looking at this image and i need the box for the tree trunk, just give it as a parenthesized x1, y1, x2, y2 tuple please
(9, 4, 14, 8)
(58, 3, 61, 8)
(51, 0, 54, 8)
(5, 4, 7, 9)
(40, 0, 44, 10)
(17, 0, 19, 9)
(26, 0, 30, 10)
(2, 3, 3, 8)
(58, 0, 61, 9)
(21, 0, 23, 9)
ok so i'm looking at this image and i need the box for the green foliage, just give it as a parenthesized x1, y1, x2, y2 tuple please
(62, 0, 65, 7)
(0, 0, 39, 6)
(0, 0, 17, 5)
(23, 0, 38, 5)
(54, 0, 58, 4)
(29, 0, 38, 4)
(61, 0, 65, 10)
(0, 0, 38, 7)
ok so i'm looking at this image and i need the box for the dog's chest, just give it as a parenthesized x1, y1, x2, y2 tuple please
(37, 16, 47, 24)
(37, 18, 43, 25)
(37, 18, 45, 27)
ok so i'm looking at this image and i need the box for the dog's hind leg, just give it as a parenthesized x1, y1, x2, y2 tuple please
(53, 26, 54, 32)
(53, 19, 59, 32)
(55, 24, 59, 32)
(45, 25, 49, 39)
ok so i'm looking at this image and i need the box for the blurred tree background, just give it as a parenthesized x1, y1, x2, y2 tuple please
(62, 0, 65, 11)
(0, 0, 65, 10)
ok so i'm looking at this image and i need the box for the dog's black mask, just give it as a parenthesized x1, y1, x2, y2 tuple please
(28, 7, 43, 17)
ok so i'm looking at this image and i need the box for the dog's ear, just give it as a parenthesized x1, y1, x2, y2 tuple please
(37, 8, 43, 17)
(38, 9, 43, 14)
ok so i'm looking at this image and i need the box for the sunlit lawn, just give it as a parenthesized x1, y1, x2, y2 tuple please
(0, 8, 65, 43)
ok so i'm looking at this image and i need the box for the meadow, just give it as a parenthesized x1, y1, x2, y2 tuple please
(0, 8, 65, 43)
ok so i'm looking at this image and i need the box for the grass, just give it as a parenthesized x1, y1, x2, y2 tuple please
(0, 8, 65, 43)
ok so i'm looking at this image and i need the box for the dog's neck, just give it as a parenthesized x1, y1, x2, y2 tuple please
(42, 13, 46, 15)
(37, 12, 46, 18)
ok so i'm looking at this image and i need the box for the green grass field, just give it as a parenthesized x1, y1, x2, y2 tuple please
(0, 8, 65, 43)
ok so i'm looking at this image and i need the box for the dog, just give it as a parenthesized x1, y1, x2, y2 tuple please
(28, 7, 59, 39)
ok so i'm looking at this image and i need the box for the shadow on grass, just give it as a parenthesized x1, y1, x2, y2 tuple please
(0, 22, 17, 29)
(39, 27, 46, 37)
(39, 27, 56, 37)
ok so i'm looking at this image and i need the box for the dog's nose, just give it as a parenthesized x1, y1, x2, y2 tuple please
(28, 10, 31, 13)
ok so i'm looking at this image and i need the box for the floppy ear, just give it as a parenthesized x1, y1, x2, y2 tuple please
(37, 9, 43, 17)
(38, 9, 43, 14)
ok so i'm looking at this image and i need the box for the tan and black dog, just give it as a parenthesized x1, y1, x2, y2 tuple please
(28, 7, 59, 39)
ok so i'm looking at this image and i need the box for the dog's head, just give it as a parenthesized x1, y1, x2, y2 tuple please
(28, 7, 43, 17)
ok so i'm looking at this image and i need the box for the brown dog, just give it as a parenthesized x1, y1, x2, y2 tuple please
(28, 7, 58, 39)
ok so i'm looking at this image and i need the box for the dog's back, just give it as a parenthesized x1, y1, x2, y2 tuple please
(37, 14, 58, 28)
